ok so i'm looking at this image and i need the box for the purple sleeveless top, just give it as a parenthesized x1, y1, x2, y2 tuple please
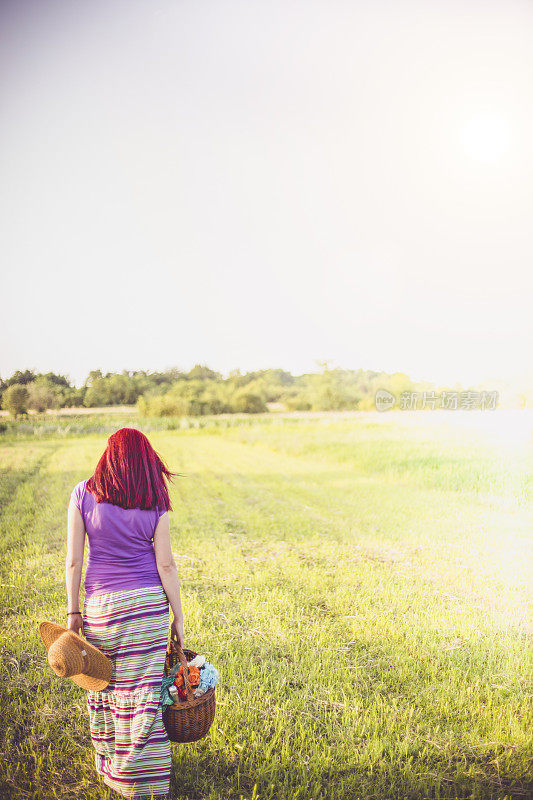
(71, 478, 167, 600)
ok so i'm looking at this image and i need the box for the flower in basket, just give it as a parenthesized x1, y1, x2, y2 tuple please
(173, 664, 201, 690)
(193, 661, 219, 698)
(160, 653, 220, 708)
(188, 666, 201, 686)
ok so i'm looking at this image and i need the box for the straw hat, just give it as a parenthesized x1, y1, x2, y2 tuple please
(38, 621, 113, 690)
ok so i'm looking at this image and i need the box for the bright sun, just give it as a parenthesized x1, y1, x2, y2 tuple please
(460, 113, 512, 162)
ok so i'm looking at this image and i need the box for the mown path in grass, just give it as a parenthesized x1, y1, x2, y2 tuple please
(0, 416, 531, 800)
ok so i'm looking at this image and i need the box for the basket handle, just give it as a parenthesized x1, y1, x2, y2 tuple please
(169, 629, 195, 703)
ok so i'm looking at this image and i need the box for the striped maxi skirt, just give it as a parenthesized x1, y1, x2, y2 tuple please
(82, 584, 172, 798)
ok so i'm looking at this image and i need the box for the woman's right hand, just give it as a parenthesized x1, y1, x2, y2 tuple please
(170, 617, 184, 649)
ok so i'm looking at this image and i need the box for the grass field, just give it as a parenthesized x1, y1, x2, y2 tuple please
(0, 411, 532, 800)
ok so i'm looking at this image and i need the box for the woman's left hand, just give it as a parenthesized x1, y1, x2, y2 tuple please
(67, 613, 84, 636)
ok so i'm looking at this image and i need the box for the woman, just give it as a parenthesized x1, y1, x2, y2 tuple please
(65, 427, 184, 798)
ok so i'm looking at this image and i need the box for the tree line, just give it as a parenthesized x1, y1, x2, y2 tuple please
(0, 364, 435, 418)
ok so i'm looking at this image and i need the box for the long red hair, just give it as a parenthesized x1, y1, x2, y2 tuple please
(86, 427, 181, 511)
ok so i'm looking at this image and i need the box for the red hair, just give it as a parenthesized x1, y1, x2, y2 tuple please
(86, 427, 181, 511)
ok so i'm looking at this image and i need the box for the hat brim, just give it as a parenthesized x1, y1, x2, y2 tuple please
(39, 621, 113, 691)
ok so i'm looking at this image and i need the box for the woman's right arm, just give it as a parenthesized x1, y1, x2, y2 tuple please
(153, 512, 185, 645)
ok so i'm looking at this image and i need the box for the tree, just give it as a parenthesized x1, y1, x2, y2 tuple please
(39, 372, 71, 388)
(84, 370, 103, 388)
(27, 379, 62, 412)
(1, 384, 29, 417)
(187, 364, 221, 382)
(232, 390, 267, 414)
(7, 369, 36, 386)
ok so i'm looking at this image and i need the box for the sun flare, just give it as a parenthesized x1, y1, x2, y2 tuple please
(460, 113, 512, 162)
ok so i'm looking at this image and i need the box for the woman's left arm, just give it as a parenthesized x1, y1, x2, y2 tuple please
(66, 495, 86, 635)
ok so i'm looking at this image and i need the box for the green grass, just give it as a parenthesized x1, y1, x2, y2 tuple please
(0, 413, 532, 799)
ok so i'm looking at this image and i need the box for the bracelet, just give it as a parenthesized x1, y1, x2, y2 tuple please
(67, 611, 81, 615)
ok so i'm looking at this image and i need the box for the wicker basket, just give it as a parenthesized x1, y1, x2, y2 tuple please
(162, 630, 216, 743)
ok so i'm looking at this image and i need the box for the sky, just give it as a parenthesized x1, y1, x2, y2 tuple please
(1, 0, 532, 389)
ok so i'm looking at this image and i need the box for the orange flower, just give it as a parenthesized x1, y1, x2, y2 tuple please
(173, 664, 184, 688)
(188, 666, 201, 687)
(173, 664, 201, 690)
